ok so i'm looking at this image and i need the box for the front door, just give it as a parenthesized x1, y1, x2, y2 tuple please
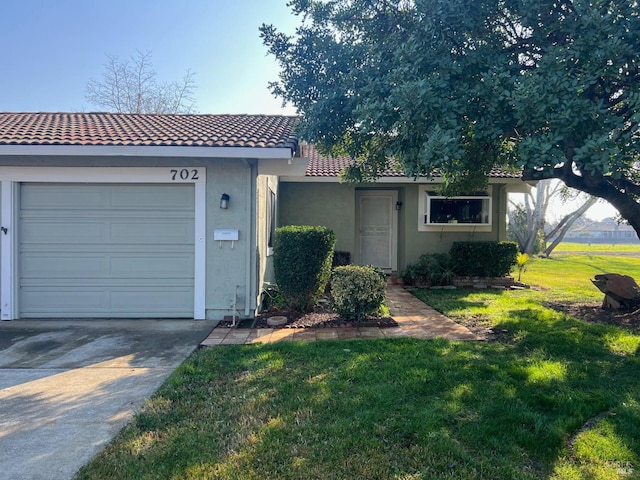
(356, 191, 398, 272)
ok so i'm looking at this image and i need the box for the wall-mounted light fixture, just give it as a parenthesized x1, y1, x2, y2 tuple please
(220, 193, 230, 209)
(395, 201, 403, 211)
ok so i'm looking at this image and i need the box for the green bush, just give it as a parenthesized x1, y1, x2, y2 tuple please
(273, 225, 336, 312)
(402, 253, 455, 286)
(450, 241, 518, 277)
(331, 265, 386, 321)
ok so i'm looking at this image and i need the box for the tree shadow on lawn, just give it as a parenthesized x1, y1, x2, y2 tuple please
(78, 308, 640, 480)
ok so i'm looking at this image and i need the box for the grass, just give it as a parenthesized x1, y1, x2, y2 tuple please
(76, 249, 640, 480)
(552, 242, 640, 254)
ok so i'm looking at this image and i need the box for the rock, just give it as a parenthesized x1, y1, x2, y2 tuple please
(591, 273, 640, 310)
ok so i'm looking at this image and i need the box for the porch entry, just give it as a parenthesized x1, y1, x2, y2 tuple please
(356, 190, 398, 272)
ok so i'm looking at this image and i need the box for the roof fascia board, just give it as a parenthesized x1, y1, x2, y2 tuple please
(0, 144, 294, 160)
(279, 176, 524, 184)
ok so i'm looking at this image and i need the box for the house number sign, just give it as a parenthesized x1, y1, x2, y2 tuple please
(170, 169, 199, 181)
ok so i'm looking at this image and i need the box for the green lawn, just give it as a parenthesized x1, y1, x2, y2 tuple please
(76, 252, 640, 480)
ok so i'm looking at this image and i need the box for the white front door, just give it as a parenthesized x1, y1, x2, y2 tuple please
(356, 191, 398, 272)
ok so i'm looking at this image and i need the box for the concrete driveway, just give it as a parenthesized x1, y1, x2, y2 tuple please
(0, 319, 216, 480)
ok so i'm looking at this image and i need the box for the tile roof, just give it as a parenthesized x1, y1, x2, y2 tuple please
(0, 112, 299, 151)
(302, 143, 521, 179)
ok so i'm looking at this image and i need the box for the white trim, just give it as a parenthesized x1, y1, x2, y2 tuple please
(0, 144, 294, 159)
(1, 182, 17, 320)
(0, 167, 206, 320)
(418, 185, 493, 233)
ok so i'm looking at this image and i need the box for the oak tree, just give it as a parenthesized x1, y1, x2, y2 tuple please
(261, 0, 640, 236)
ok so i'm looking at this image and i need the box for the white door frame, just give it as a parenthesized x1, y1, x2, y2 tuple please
(0, 167, 206, 320)
(356, 190, 398, 272)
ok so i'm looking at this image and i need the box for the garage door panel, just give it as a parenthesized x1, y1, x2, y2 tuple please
(21, 254, 108, 277)
(19, 183, 195, 318)
(20, 185, 109, 209)
(111, 185, 194, 209)
(21, 287, 193, 317)
(21, 253, 194, 278)
(21, 220, 109, 244)
(110, 220, 194, 244)
(110, 254, 194, 277)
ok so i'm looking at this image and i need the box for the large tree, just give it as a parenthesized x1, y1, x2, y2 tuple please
(261, 0, 640, 236)
(86, 50, 197, 114)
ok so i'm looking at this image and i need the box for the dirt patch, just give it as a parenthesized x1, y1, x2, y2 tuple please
(546, 301, 640, 332)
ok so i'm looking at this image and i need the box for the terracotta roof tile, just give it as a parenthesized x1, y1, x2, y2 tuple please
(301, 143, 521, 179)
(0, 112, 299, 151)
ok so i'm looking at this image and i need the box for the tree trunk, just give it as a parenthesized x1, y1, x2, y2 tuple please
(543, 197, 598, 257)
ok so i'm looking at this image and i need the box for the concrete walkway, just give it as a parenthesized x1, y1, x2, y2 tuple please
(201, 285, 478, 346)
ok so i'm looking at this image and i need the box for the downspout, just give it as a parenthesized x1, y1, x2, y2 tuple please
(243, 159, 255, 318)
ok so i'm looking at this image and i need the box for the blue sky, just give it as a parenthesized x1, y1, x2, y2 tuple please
(0, 0, 298, 114)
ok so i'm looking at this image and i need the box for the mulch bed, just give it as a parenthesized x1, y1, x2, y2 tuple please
(217, 311, 398, 329)
(545, 301, 640, 332)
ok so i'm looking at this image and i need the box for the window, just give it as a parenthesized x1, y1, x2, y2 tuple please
(266, 187, 276, 253)
(418, 186, 492, 232)
(427, 195, 491, 225)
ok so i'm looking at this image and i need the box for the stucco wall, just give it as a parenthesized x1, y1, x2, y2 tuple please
(279, 180, 509, 274)
(278, 182, 356, 254)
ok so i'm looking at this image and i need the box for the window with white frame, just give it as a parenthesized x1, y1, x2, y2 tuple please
(418, 186, 492, 231)
(266, 186, 276, 254)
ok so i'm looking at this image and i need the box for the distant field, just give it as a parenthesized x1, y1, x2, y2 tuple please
(552, 242, 640, 255)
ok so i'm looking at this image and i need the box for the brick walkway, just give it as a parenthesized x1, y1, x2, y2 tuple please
(200, 285, 478, 347)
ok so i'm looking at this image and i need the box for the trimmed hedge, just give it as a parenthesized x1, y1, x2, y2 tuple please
(450, 241, 518, 277)
(273, 225, 336, 312)
(331, 265, 386, 321)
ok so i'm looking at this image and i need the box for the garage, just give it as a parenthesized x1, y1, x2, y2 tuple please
(19, 183, 195, 318)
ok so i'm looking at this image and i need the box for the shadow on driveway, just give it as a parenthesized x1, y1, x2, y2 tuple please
(0, 319, 216, 480)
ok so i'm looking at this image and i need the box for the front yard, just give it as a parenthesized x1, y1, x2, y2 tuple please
(76, 251, 640, 480)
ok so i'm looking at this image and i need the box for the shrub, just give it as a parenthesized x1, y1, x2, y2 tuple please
(450, 241, 518, 277)
(402, 253, 456, 286)
(273, 225, 336, 312)
(331, 265, 387, 321)
(259, 282, 288, 311)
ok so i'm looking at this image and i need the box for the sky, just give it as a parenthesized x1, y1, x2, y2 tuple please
(0, 0, 298, 115)
(0, 0, 620, 221)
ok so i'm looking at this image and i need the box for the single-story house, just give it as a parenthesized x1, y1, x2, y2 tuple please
(276, 144, 530, 274)
(0, 112, 298, 321)
(0, 112, 530, 321)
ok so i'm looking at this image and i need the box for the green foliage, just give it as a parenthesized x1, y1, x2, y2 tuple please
(450, 241, 518, 277)
(259, 282, 288, 311)
(403, 253, 455, 286)
(273, 225, 336, 312)
(331, 265, 386, 321)
(261, 0, 640, 236)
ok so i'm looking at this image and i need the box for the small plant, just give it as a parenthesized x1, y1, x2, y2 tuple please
(331, 265, 386, 321)
(260, 282, 288, 311)
(403, 253, 455, 286)
(515, 252, 530, 282)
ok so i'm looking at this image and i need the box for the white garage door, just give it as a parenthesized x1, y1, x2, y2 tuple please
(19, 183, 195, 318)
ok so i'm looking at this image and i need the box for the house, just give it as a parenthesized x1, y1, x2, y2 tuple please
(562, 218, 640, 244)
(0, 112, 531, 321)
(0, 112, 298, 321)
(276, 144, 530, 275)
